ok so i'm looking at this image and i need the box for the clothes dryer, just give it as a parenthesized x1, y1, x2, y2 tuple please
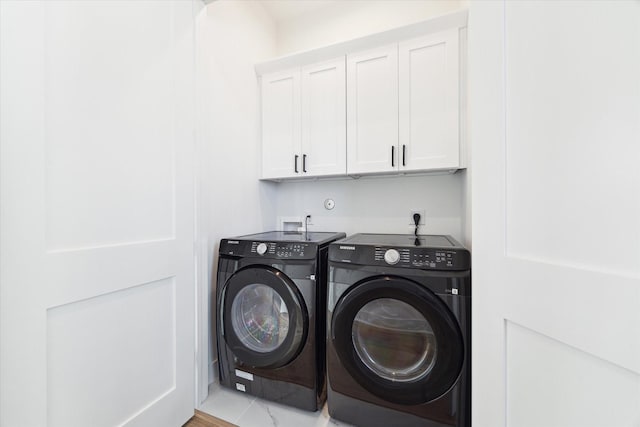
(327, 233, 471, 427)
(216, 231, 345, 411)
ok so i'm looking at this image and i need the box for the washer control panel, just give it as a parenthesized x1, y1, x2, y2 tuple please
(251, 241, 275, 256)
(218, 241, 315, 259)
(272, 242, 310, 259)
(220, 239, 318, 259)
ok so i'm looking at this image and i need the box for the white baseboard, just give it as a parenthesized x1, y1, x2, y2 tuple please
(209, 359, 218, 385)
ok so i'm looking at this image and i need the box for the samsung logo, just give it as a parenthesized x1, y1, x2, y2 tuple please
(227, 240, 239, 244)
(339, 245, 356, 250)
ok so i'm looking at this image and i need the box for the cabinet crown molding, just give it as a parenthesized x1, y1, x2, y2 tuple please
(255, 9, 467, 76)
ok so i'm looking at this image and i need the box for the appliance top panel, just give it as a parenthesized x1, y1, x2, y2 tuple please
(339, 233, 463, 248)
(234, 231, 346, 245)
(329, 233, 470, 271)
(219, 231, 346, 260)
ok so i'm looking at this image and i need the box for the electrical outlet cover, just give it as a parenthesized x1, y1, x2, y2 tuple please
(409, 210, 426, 225)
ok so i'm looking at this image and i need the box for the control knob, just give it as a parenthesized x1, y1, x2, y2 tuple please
(384, 249, 400, 265)
(256, 243, 268, 255)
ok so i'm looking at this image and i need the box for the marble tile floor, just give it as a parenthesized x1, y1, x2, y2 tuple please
(199, 382, 355, 427)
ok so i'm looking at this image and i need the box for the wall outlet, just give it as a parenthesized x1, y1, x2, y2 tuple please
(409, 209, 426, 225)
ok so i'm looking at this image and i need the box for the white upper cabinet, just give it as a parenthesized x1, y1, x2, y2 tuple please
(261, 58, 346, 179)
(257, 10, 467, 180)
(261, 69, 301, 179)
(301, 57, 346, 177)
(346, 45, 399, 175)
(399, 29, 460, 171)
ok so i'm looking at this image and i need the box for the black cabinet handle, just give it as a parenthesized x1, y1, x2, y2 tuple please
(402, 144, 406, 166)
(294, 154, 299, 173)
(391, 146, 395, 167)
(303, 154, 307, 173)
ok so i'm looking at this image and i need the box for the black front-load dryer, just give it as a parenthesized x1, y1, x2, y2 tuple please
(327, 233, 471, 427)
(216, 231, 345, 411)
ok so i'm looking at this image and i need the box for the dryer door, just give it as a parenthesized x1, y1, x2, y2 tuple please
(331, 275, 464, 405)
(221, 265, 308, 368)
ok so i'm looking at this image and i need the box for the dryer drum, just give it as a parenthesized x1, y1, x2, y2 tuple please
(331, 275, 464, 405)
(352, 297, 438, 383)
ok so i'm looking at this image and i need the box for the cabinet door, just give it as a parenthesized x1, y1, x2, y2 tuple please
(347, 45, 399, 175)
(399, 29, 459, 171)
(301, 57, 346, 177)
(261, 69, 301, 179)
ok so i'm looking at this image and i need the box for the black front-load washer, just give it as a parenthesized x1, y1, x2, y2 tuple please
(216, 231, 345, 411)
(327, 233, 471, 427)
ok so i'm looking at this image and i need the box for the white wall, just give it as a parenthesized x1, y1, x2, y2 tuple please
(196, 0, 278, 398)
(271, 0, 464, 55)
(274, 173, 466, 242)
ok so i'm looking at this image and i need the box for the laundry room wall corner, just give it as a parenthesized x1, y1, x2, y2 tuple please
(195, 0, 278, 404)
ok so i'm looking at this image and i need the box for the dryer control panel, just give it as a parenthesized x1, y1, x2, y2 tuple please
(331, 244, 470, 271)
(328, 233, 470, 271)
(375, 246, 467, 270)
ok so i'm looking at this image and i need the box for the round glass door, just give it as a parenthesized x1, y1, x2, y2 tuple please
(222, 265, 307, 368)
(331, 275, 464, 404)
(231, 283, 290, 353)
(352, 298, 437, 382)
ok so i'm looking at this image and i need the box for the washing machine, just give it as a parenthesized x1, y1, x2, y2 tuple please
(327, 233, 471, 427)
(216, 231, 346, 411)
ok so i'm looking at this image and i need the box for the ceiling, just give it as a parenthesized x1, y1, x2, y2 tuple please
(259, 0, 342, 23)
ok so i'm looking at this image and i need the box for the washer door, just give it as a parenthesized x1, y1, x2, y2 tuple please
(331, 275, 464, 405)
(221, 265, 308, 368)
